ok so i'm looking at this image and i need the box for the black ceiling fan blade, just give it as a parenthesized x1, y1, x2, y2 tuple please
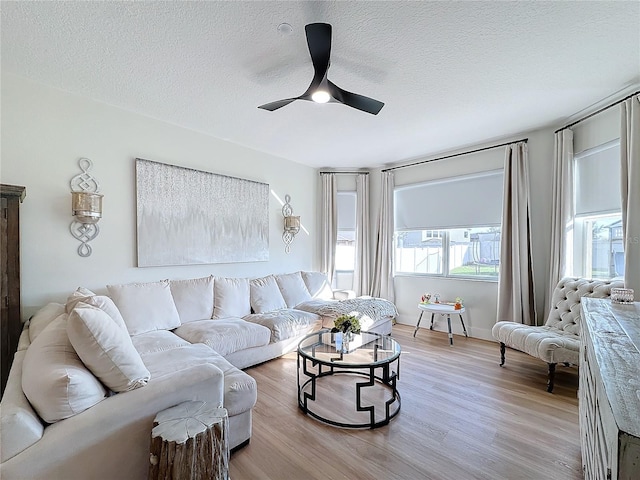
(258, 98, 298, 111)
(305, 23, 332, 89)
(327, 81, 384, 115)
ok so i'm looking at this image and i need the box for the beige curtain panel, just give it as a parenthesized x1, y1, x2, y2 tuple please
(497, 142, 537, 325)
(354, 174, 371, 296)
(620, 94, 640, 294)
(546, 129, 574, 314)
(370, 171, 395, 302)
(320, 173, 337, 285)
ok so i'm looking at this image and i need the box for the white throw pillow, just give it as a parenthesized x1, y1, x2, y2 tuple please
(301, 271, 334, 300)
(22, 315, 107, 423)
(65, 287, 97, 313)
(28, 303, 65, 343)
(274, 272, 312, 308)
(250, 276, 287, 313)
(169, 276, 215, 323)
(84, 295, 128, 331)
(213, 277, 251, 318)
(68, 302, 150, 392)
(65, 287, 127, 331)
(107, 280, 181, 336)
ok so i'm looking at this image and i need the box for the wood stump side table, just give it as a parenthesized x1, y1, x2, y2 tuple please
(148, 401, 229, 480)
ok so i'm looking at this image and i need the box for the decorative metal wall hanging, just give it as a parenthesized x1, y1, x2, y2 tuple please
(70, 158, 103, 257)
(282, 194, 300, 253)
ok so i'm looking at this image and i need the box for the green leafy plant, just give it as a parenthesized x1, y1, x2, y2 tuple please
(331, 314, 361, 335)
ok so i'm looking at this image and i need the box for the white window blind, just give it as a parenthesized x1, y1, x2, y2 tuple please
(394, 170, 504, 230)
(337, 191, 356, 230)
(575, 140, 621, 217)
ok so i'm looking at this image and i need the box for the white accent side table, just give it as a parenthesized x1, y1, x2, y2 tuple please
(414, 303, 468, 346)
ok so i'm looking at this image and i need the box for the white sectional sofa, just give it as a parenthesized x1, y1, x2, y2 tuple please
(0, 271, 396, 480)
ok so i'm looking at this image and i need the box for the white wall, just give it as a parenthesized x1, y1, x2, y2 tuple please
(0, 75, 317, 318)
(370, 129, 555, 341)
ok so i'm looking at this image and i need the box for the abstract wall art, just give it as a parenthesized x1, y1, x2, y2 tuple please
(135, 158, 269, 266)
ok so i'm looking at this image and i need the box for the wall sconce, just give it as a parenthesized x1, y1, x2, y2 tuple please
(69, 158, 102, 257)
(282, 194, 300, 253)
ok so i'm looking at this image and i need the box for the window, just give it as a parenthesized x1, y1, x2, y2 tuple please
(575, 214, 624, 279)
(572, 140, 625, 279)
(396, 230, 443, 274)
(335, 191, 356, 272)
(395, 226, 501, 278)
(336, 230, 355, 271)
(394, 170, 503, 280)
(449, 226, 501, 277)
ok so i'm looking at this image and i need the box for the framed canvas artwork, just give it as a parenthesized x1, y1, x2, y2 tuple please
(135, 158, 269, 266)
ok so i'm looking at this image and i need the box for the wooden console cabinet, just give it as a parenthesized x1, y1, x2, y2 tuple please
(579, 298, 640, 480)
(1, 184, 26, 397)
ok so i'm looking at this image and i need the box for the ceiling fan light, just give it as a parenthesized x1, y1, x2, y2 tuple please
(311, 90, 330, 104)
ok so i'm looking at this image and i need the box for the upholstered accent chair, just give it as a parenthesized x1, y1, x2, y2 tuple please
(492, 277, 624, 392)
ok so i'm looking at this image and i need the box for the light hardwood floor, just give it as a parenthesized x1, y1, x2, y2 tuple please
(230, 324, 582, 480)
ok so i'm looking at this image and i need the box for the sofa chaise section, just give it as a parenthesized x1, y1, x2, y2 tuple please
(1, 331, 225, 480)
(132, 331, 257, 450)
(295, 271, 397, 335)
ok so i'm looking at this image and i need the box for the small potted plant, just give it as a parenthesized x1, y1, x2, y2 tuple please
(331, 314, 361, 352)
(331, 314, 361, 337)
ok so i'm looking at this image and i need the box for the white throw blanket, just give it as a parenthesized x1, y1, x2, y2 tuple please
(297, 297, 397, 323)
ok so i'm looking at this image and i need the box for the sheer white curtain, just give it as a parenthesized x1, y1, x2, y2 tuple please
(371, 171, 395, 301)
(320, 173, 337, 285)
(546, 129, 574, 314)
(497, 142, 537, 325)
(353, 174, 370, 296)
(620, 94, 640, 294)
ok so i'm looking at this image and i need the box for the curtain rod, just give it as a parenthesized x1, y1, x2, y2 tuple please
(555, 90, 640, 134)
(319, 171, 369, 175)
(381, 138, 528, 173)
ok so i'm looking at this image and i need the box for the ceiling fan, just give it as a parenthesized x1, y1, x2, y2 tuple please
(258, 23, 384, 115)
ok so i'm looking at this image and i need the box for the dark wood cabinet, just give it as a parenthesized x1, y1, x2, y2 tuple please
(1, 184, 25, 397)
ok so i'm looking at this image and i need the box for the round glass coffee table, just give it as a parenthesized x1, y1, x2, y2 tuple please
(297, 329, 401, 429)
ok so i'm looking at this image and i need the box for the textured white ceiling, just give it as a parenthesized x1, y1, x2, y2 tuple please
(2, 1, 639, 169)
